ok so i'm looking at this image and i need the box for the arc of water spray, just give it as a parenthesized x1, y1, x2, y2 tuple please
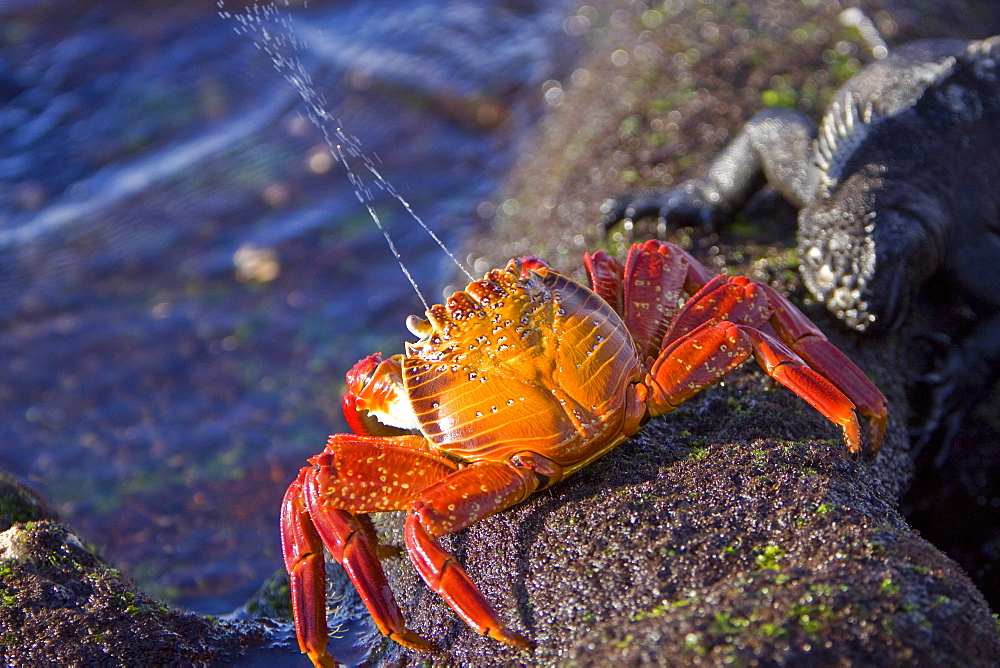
(218, 0, 476, 310)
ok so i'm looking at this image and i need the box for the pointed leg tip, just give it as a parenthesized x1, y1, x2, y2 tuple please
(843, 409, 890, 459)
(305, 648, 339, 668)
(844, 440, 862, 459)
(840, 413, 863, 457)
(868, 412, 888, 454)
(488, 627, 534, 651)
(390, 629, 435, 653)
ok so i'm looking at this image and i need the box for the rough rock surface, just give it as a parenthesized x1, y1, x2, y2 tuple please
(0, 483, 266, 665)
(3, 0, 1000, 666)
(366, 0, 1000, 665)
(377, 348, 999, 665)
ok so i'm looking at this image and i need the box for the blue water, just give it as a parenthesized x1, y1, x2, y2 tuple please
(0, 0, 580, 616)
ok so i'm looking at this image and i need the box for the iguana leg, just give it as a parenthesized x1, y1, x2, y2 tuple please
(599, 107, 818, 234)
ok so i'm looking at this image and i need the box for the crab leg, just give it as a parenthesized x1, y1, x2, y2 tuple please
(644, 320, 862, 453)
(759, 283, 888, 447)
(282, 435, 465, 665)
(742, 325, 863, 452)
(281, 469, 337, 668)
(283, 469, 433, 666)
(585, 240, 715, 359)
(305, 484, 433, 650)
(582, 250, 626, 315)
(586, 239, 885, 447)
(405, 515, 532, 649)
(656, 268, 885, 451)
(403, 455, 564, 650)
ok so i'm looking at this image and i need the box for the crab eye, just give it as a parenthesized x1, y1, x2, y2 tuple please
(406, 315, 432, 338)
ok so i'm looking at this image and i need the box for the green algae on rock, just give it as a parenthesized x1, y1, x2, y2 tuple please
(0, 521, 266, 665)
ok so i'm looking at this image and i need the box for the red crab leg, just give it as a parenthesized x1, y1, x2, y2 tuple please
(658, 272, 886, 452)
(662, 274, 770, 342)
(302, 478, 432, 652)
(405, 515, 532, 649)
(404, 454, 563, 650)
(582, 250, 625, 315)
(588, 241, 883, 448)
(644, 320, 862, 453)
(281, 469, 337, 668)
(283, 435, 464, 665)
(759, 283, 888, 448)
(586, 240, 715, 359)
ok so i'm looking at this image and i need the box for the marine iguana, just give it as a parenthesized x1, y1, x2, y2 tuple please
(600, 36, 1000, 459)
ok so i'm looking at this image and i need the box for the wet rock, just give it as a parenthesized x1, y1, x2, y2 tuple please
(0, 473, 59, 530)
(376, 350, 1000, 665)
(0, 518, 267, 664)
(364, 0, 1000, 665)
(371, 340, 999, 665)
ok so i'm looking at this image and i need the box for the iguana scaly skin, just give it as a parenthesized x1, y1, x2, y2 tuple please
(601, 36, 1000, 456)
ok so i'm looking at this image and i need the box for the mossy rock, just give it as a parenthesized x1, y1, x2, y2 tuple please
(0, 474, 59, 531)
(0, 521, 266, 664)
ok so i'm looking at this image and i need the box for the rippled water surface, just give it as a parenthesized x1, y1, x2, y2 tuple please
(0, 0, 579, 614)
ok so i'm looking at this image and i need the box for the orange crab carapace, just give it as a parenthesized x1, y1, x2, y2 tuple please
(280, 240, 887, 665)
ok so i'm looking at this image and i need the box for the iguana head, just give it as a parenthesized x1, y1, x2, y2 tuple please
(798, 170, 944, 333)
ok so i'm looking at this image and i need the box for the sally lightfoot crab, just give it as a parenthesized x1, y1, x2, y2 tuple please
(280, 240, 887, 665)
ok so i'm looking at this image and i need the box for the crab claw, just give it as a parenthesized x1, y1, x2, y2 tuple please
(343, 353, 417, 437)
